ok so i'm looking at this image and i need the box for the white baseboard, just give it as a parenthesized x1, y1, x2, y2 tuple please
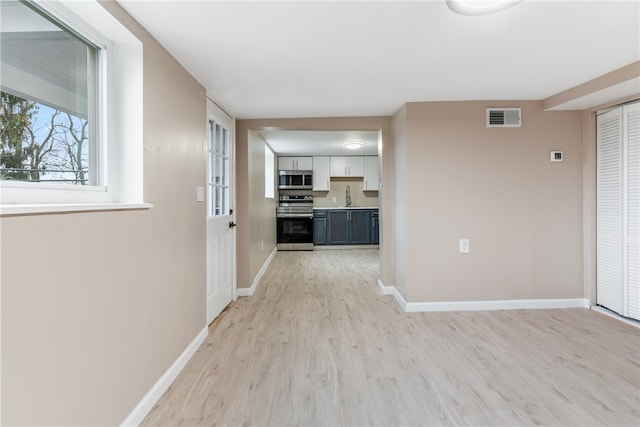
(120, 327, 208, 427)
(377, 278, 394, 295)
(405, 297, 589, 312)
(387, 286, 589, 313)
(392, 286, 408, 310)
(237, 247, 277, 297)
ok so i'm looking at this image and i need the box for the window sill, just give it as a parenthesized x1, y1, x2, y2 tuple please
(0, 203, 153, 217)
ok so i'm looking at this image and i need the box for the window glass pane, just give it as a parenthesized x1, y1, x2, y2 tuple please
(208, 118, 231, 217)
(215, 187, 222, 216)
(215, 124, 222, 154)
(223, 157, 229, 186)
(208, 121, 214, 152)
(223, 187, 229, 215)
(222, 128, 228, 156)
(0, 0, 98, 185)
(212, 156, 217, 184)
(215, 155, 223, 185)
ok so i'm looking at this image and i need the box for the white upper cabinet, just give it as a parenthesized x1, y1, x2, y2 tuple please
(278, 156, 313, 170)
(312, 156, 331, 191)
(330, 156, 364, 177)
(330, 157, 348, 176)
(364, 156, 379, 191)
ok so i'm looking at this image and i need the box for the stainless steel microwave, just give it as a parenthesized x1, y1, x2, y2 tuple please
(278, 170, 313, 190)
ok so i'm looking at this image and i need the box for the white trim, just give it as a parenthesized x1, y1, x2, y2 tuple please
(392, 287, 408, 310)
(402, 298, 589, 313)
(0, 203, 152, 216)
(237, 247, 277, 297)
(386, 286, 589, 313)
(206, 94, 235, 122)
(592, 305, 640, 329)
(377, 278, 394, 295)
(120, 327, 208, 427)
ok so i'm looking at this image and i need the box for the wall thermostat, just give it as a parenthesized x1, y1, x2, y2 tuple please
(550, 151, 564, 162)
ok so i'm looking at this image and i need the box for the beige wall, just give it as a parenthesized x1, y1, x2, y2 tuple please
(1, 2, 207, 425)
(235, 130, 278, 289)
(250, 131, 278, 283)
(313, 177, 379, 208)
(395, 101, 584, 303)
(236, 117, 392, 290)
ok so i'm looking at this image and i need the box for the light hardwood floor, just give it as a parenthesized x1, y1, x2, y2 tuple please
(142, 249, 640, 426)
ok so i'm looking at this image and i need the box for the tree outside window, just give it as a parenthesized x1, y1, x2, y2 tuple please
(0, 92, 90, 184)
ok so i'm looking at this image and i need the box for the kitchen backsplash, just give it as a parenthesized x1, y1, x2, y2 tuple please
(313, 177, 379, 208)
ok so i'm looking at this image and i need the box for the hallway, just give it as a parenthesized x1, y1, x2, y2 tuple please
(142, 250, 639, 426)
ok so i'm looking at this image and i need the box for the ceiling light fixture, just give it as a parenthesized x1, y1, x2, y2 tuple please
(446, 0, 523, 16)
(343, 141, 364, 150)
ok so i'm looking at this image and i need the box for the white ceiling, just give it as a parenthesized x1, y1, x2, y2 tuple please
(119, 0, 639, 120)
(118, 0, 639, 155)
(258, 130, 380, 156)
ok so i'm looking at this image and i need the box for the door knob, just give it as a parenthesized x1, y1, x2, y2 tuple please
(229, 221, 237, 228)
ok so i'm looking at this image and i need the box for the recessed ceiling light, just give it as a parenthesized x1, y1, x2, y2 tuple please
(446, 0, 523, 16)
(343, 141, 364, 150)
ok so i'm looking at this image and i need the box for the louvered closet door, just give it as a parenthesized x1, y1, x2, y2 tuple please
(597, 101, 640, 321)
(597, 108, 624, 315)
(625, 103, 640, 320)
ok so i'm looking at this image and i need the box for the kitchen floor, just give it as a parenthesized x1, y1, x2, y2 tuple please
(142, 249, 640, 426)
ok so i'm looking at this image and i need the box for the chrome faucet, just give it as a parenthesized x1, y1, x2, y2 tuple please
(346, 185, 352, 207)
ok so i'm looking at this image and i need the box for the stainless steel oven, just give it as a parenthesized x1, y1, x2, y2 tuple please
(276, 195, 314, 251)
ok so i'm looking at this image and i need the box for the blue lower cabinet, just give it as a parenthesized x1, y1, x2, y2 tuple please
(327, 210, 350, 244)
(313, 210, 327, 245)
(320, 208, 378, 245)
(349, 209, 371, 244)
(371, 210, 379, 244)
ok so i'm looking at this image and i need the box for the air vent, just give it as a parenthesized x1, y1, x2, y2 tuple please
(486, 108, 521, 127)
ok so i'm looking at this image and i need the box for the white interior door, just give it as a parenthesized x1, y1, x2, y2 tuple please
(597, 101, 640, 320)
(597, 107, 624, 314)
(206, 99, 236, 325)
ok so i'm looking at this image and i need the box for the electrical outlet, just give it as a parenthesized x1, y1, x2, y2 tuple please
(332, 196, 336, 203)
(459, 239, 470, 253)
(261, 240, 264, 251)
(196, 186, 205, 202)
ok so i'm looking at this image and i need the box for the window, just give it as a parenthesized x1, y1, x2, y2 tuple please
(1, 0, 98, 185)
(0, 0, 144, 211)
(265, 144, 274, 198)
(209, 119, 230, 217)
